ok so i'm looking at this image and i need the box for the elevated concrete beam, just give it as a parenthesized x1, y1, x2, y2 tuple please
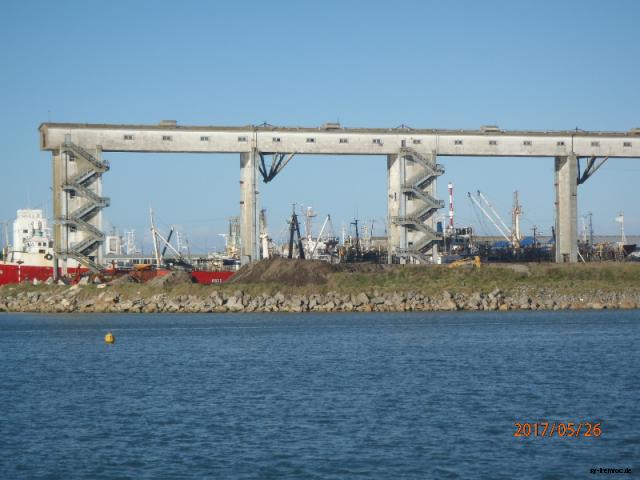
(40, 123, 640, 158)
(555, 155, 578, 263)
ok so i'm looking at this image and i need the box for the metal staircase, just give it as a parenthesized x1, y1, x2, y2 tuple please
(58, 140, 110, 273)
(61, 215, 104, 241)
(400, 184, 444, 213)
(65, 251, 103, 273)
(391, 215, 440, 237)
(393, 146, 444, 262)
(61, 141, 110, 172)
(401, 146, 445, 178)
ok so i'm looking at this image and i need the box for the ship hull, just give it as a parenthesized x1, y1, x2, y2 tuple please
(0, 263, 85, 285)
(190, 270, 235, 284)
(0, 262, 234, 285)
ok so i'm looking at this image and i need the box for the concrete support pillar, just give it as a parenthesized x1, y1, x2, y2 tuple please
(52, 150, 69, 276)
(555, 154, 578, 263)
(52, 151, 61, 279)
(94, 146, 103, 266)
(387, 154, 403, 263)
(240, 150, 259, 264)
(429, 169, 440, 262)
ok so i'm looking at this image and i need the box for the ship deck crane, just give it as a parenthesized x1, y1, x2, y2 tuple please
(469, 190, 523, 249)
(468, 192, 512, 244)
(150, 208, 192, 268)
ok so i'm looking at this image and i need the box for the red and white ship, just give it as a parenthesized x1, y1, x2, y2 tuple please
(0, 209, 85, 285)
(1, 209, 235, 285)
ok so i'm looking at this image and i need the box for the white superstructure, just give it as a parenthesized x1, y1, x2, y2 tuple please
(13, 209, 50, 253)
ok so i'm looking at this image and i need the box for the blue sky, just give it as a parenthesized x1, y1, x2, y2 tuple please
(1, 1, 639, 251)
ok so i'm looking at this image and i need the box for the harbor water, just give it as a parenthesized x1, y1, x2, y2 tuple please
(1, 311, 639, 479)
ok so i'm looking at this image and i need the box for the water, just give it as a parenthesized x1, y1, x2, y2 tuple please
(1, 311, 639, 479)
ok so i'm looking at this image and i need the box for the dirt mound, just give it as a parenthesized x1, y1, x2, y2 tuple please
(334, 263, 390, 274)
(230, 257, 336, 285)
(108, 273, 139, 285)
(147, 270, 194, 287)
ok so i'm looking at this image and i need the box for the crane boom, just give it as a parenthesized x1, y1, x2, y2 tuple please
(468, 192, 512, 243)
(477, 191, 512, 236)
(310, 214, 330, 258)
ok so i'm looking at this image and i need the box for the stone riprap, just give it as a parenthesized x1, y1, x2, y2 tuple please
(1, 285, 638, 314)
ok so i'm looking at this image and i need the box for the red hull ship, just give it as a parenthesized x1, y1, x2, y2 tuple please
(0, 264, 235, 286)
(0, 263, 84, 285)
(1, 209, 236, 286)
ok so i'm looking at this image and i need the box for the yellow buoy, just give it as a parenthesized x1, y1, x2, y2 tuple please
(104, 332, 115, 344)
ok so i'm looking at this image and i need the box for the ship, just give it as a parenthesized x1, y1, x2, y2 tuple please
(0, 209, 86, 285)
(0, 209, 236, 285)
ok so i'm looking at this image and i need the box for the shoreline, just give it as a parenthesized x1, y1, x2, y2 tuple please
(1, 285, 638, 314)
(2, 260, 639, 314)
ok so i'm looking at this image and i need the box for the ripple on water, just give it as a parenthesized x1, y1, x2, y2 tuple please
(0, 310, 638, 479)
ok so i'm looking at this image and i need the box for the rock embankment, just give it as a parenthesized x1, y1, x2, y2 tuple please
(1, 286, 638, 314)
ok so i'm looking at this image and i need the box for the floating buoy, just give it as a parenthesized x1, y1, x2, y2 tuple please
(104, 332, 115, 344)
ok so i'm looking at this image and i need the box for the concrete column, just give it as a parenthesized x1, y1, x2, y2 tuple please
(52, 150, 70, 275)
(429, 156, 439, 262)
(94, 146, 103, 266)
(387, 154, 401, 263)
(61, 149, 69, 275)
(52, 151, 61, 279)
(240, 150, 259, 264)
(555, 154, 578, 263)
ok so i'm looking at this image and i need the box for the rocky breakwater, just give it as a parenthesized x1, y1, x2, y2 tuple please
(2, 259, 639, 314)
(1, 286, 638, 314)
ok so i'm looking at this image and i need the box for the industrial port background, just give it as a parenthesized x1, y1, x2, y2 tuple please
(1, 1, 639, 253)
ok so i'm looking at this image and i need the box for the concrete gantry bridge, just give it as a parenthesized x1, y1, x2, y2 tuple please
(39, 122, 640, 272)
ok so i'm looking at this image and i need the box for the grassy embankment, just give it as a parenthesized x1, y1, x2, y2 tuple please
(2, 262, 639, 300)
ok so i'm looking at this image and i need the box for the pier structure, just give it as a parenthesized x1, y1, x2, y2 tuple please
(40, 122, 640, 271)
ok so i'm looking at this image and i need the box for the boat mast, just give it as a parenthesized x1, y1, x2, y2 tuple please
(150, 208, 161, 267)
(511, 190, 522, 246)
(310, 214, 330, 259)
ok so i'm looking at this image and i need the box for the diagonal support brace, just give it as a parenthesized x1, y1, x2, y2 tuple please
(258, 152, 295, 183)
(577, 156, 608, 185)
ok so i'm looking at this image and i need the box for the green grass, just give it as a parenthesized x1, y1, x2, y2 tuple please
(2, 262, 639, 300)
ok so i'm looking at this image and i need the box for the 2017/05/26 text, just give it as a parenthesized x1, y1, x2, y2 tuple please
(513, 422, 602, 438)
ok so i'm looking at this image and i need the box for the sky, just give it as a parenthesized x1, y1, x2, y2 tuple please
(1, 1, 639, 252)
